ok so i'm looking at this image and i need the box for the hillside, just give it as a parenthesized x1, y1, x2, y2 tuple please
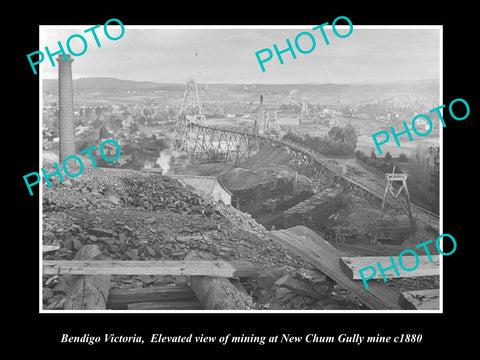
(43, 77, 184, 93)
(42, 77, 439, 107)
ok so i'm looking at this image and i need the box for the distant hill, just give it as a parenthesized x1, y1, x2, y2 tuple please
(42, 77, 439, 107)
(43, 77, 184, 93)
(43, 77, 439, 92)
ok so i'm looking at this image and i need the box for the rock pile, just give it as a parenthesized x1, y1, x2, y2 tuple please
(42, 166, 364, 310)
(42, 166, 220, 217)
(252, 265, 364, 310)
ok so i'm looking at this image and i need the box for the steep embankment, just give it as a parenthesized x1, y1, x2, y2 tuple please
(42, 165, 363, 310)
(42, 166, 298, 269)
(239, 143, 292, 169)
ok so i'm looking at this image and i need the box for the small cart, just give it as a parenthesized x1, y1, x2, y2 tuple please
(325, 225, 355, 245)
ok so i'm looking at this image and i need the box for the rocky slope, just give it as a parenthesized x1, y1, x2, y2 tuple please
(42, 165, 365, 310)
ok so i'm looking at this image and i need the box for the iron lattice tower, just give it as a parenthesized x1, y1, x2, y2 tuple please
(172, 79, 206, 151)
(263, 109, 282, 136)
(179, 79, 205, 121)
(254, 95, 281, 136)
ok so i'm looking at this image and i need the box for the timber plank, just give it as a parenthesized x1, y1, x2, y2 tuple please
(399, 289, 440, 310)
(269, 226, 402, 310)
(128, 301, 203, 310)
(43, 260, 256, 278)
(107, 286, 198, 309)
(339, 255, 440, 280)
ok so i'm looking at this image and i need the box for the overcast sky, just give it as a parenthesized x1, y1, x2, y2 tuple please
(38, 25, 441, 84)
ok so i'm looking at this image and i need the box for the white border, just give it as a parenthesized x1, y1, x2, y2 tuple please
(39, 24, 443, 314)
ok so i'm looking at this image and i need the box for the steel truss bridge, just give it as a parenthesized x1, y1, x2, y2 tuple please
(173, 119, 439, 228)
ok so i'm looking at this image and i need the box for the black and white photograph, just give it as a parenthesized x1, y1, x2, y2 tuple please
(14, 4, 476, 354)
(39, 25, 442, 313)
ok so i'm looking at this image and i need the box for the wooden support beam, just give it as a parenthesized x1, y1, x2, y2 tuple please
(64, 245, 111, 310)
(128, 301, 203, 310)
(107, 286, 199, 310)
(339, 255, 439, 280)
(399, 289, 439, 310)
(269, 226, 402, 310)
(185, 251, 255, 310)
(43, 260, 257, 278)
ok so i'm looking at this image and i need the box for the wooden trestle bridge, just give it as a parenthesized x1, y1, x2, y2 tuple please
(172, 119, 439, 229)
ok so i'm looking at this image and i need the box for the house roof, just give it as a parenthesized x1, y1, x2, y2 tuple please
(169, 174, 232, 197)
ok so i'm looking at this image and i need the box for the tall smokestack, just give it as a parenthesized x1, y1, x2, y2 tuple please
(255, 94, 264, 135)
(57, 54, 76, 162)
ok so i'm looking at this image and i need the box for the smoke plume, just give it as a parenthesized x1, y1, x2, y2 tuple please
(156, 150, 172, 174)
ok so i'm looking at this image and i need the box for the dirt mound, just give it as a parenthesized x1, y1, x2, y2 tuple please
(219, 166, 296, 191)
(237, 143, 320, 179)
(238, 143, 291, 169)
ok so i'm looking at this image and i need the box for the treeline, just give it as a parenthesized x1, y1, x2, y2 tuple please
(354, 149, 407, 173)
(283, 125, 358, 157)
(406, 146, 439, 214)
(355, 147, 439, 214)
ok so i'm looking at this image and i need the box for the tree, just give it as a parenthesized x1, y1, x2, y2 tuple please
(92, 117, 103, 129)
(384, 151, 392, 162)
(52, 109, 59, 130)
(129, 121, 139, 134)
(327, 125, 358, 156)
(143, 108, 153, 119)
(95, 106, 104, 117)
(398, 153, 408, 162)
(328, 126, 343, 141)
(370, 149, 377, 160)
(167, 107, 177, 120)
(342, 124, 358, 148)
(283, 131, 303, 144)
(99, 125, 112, 140)
(85, 108, 96, 122)
(284, 126, 357, 157)
(406, 145, 439, 214)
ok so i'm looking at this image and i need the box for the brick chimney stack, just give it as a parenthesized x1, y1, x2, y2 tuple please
(57, 54, 76, 162)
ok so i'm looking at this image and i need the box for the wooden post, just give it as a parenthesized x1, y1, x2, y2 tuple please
(64, 245, 111, 310)
(235, 144, 240, 167)
(185, 251, 255, 310)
